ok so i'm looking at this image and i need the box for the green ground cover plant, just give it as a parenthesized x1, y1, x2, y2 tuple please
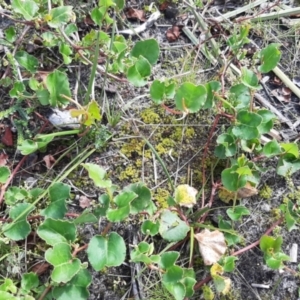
(0, 0, 300, 299)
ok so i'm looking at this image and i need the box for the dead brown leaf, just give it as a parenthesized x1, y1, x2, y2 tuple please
(30, 262, 50, 276)
(79, 195, 92, 208)
(237, 182, 258, 198)
(195, 229, 227, 265)
(0, 153, 8, 166)
(166, 26, 181, 42)
(43, 154, 56, 169)
(125, 8, 145, 21)
(1, 127, 13, 147)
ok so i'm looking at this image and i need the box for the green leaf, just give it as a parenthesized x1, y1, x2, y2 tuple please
(0, 166, 10, 184)
(226, 206, 250, 221)
(45, 243, 81, 283)
(59, 43, 73, 64)
(21, 273, 39, 293)
(5, 187, 28, 205)
(41, 183, 70, 219)
(218, 218, 241, 246)
(107, 191, 137, 222)
(260, 235, 280, 252)
(241, 67, 260, 89)
(3, 203, 34, 240)
(181, 276, 196, 297)
(127, 56, 151, 87)
(277, 154, 300, 176)
(203, 81, 221, 109)
(232, 110, 262, 140)
(150, 80, 165, 104)
(163, 282, 185, 300)
(257, 109, 275, 134)
(36, 89, 50, 105)
(141, 220, 159, 236)
(160, 252, 180, 269)
(52, 269, 92, 300)
(263, 140, 282, 157)
(5, 27, 16, 43)
(113, 0, 125, 9)
(46, 70, 71, 106)
(215, 133, 237, 158)
(11, 0, 38, 21)
(229, 83, 251, 109)
(221, 256, 238, 272)
(0, 278, 17, 293)
(73, 211, 98, 225)
(124, 183, 152, 214)
(47, 6, 73, 28)
(159, 210, 190, 242)
(175, 83, 207, 113)
(82, 163, 112, 188)
(258, 43, 281, 73)
(87, 233, 126, 271)
(9, 81, 25, 98)
(37, 219, 76, 246)
(0, 291, 16, 300)
(131, 39, 160, 65)
(163, 265, 183, 283)
(281, 143, 299, 158)
(15, 51, 38, 73)
(221, 166, 247, 192)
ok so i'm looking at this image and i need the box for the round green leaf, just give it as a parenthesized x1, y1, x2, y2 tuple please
(141, 220, 159, 236)
(258, 43, 281, 73)
(263, 140, 282, 157)
(131, 39, 159, 65)
(163, 265, 183, 283)
(87, 233, 126, 271)
(160, 251, 180, 269)
(150, 80, 165, 104)
(175, 83, 207, 113)
(0, 166, 10, 184)
(15, 51, 38, 73)
(159, 210, 190, 242)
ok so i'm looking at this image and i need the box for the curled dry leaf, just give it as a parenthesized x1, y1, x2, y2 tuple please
(237, 182, 258, 198)
(43, 154, 56, 169)
(195, 229, 227, 265)
(125, 8, 146, 21)
(166, 26, 181, 42)
(174, 184, 197, 208)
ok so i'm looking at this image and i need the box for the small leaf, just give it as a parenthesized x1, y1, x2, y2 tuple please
(203, 81, 221, 109)
(163, 265, 183, 283)
(45, 243, 81, 283)
(160, 251, 180, 269)
(229, 83, 251, 109)
(263, 140, 282, 157)
(15, 51, 39, 73)
(52, 269, 92, 300)
(46, 70, 71, 106)
(11, 0, 38, 21)
(0, 166, 10, 184)
(131, 39, 160, 65)
(141, 220, 159, 236)
(41, 183, 70, 219)
(21, 273, 39, 293)
(127, 56, 151, 87)
(241, 67, 260, 89)
(47, 6, 73, 28)
(226, 206, 250, 221)
(281, 143, 299, 158)
(37, 219, 76, 246)
(175, 83, 206, 113)
(3, 203, 34, 240)
(82, 163, 112, 188)
(194, 229, 227, 265)
(258, 43, 281, 73)
(87, 233, 126, 271)
(159, 210, 190, 242)
(150, 80, 165, 104)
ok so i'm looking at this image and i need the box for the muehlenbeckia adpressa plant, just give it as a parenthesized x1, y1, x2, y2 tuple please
(0, 2, 299, 299)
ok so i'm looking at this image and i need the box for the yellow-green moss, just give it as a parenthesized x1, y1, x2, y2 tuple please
(153, 188, 170, 208)
(155, 138, 175, 155)
(259, 184, 273, 199)
(119, 165, 140, 181)
(120, 139, 145, 157)
(140, 108, 161, 124)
